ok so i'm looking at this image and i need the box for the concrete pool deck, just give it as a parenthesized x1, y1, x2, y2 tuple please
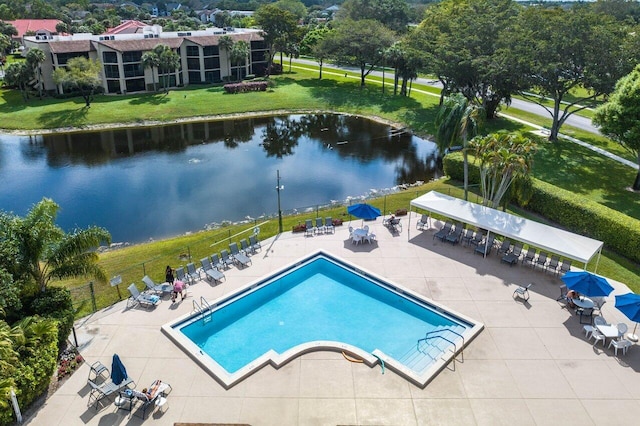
(25, 215, 640, 425)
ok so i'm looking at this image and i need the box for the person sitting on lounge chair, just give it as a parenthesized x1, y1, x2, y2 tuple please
(171, 280, 186, 303)
(142, 380, 164, 400)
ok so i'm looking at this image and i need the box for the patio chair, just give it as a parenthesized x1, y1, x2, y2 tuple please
(590, 329, 606, 346)
(546, 255, 560, 274)
(220, 249, 234, 269)
(534, 252, 548, 270)
(304, 219, 314, 237)
(229, 242, 252, 268)
(200, 257, 225, 284)
(315, 217, 325, 234)
(249, 234, 262, 251)
(88, 361, 110, 383)
(127, 284, 160, 309)
(617, 323, 628, 337)
(416, 214, 429, 230)
(210, 253, 224, 271)
(608, 338, 632, 356)
(592, 298, 606, 316)
(142, 275, 172, 296)
(474, 235, 495, 256)
(324, 217, 335, 234)
(185, 262, 200, 284)
(130, 380, 172, 419)
(556, 284, 568, 302)
(461, 229, 475, 246)
(240, 238, 254, 255)
(501, 243, 522, 266)
(88, 373, 135, 409)
(594, 316, 608, 327)
(522, 248, 536, 266)
(470, 232, 485, 247)
(583, 325, 595, 339)
(513, 283, 532, 301)
(445, 225, 463, 245)
(496, 239, 511, 256)
(578, 307, 594, 324)
(558, 259, 572, 275)
(433, 221, 452, 241)
(175, 267, 187, 284)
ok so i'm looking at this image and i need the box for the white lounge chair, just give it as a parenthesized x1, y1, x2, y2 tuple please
(142, 275, 172, 296)
(127, 284, 160, 309)
(324, 217, 335, 234)
(200, 257, 225, 284)
(185, 262, 200, 284)
(229, 243, 251, 267)
(249, 234, 262, 251)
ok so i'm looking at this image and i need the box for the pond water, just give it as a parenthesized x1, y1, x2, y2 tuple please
(0, 114, 440, 243)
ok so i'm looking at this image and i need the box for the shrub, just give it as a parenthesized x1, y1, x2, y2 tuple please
(30, 287, 75, 350)
(223, 81, 268, 94)
(442, 152, 640, 263)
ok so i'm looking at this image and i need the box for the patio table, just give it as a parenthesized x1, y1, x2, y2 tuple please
(596, 324, 620, 339)
(573, 297, 594, 309)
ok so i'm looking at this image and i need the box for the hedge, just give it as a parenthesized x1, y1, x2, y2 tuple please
(443, 152, 640, 264)
(223, 81, 268, 94)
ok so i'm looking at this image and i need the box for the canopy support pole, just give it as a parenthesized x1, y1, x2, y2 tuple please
(593, 245, 603, 274)
(408, 207, 412, 241)
(484, 230, 491, 258)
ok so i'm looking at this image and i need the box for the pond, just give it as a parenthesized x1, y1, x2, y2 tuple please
(0, 114, 440, 243)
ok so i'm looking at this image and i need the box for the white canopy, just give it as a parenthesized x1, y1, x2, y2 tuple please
(410, 191, 603, 267)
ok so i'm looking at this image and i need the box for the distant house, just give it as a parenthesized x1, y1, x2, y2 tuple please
(5, 19, 63, 44)
(105, 20, 148, 35)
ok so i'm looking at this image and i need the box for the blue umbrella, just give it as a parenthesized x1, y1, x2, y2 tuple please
(615, 293, 640, 341)
(560, 270, 614, 298)
(347, 203, 381, 221)
(111, 354, 128, 385)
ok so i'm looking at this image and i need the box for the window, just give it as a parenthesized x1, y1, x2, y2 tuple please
(102, 51, 117, 63)
(204, 57, 219, 70)
(188, 71, 201, 83)
(205, 70, 220, 83)
(104, 64, 120, 79)
(186, 45, 199, 57)
(187, 57, 200, 71)
(125, 78, 145, 92)
(56, 52, 88, 65)
(203, 46, 218, 56)
(122, 51, 142, 63)
(252, 51, 266, 62)
(107, 80, 121, 94)
(123, 63, 144, 78)
(251, 40, 266, 50)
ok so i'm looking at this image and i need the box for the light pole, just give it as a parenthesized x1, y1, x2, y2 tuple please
(276, 169, 284, 233)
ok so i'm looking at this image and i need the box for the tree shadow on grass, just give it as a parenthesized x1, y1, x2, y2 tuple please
(128, 92, 171, 106)
(38, 106, 89, 128)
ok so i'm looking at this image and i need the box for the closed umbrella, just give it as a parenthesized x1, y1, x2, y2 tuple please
(347, 203, 381, 221)
(111, 354, 128, 385)
(561, 270, 614, 298)
(615, 293, 640, 342)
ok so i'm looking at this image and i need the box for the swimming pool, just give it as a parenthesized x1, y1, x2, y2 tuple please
(162, 250, 483, 388)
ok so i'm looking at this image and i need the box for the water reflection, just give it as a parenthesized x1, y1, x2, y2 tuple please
(0, 114, 440, 243)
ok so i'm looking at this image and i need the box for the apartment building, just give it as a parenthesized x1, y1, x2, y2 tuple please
(22, 25, 268, 95)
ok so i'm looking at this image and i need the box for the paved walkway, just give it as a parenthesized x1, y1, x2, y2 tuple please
(25, 216, 640, 425)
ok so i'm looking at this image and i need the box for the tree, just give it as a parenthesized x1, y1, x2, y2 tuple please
(337, 0, 410, 33)
(158, 46, 180, 92)
(324, 19, 396, 87)
(470, 132, 537, 208)
(0, 21, 17, 39)
(56, 22, 69, 35)
(52, 57, 102, 107)
(435, 93, 483, 201)
(230, 40, 250, 81)
(504, 5, 634, 141)
(254, 4, 299, 76)
(4, 62, 32, 102)
(142, 49, 160, 92)
(26, 47, 45, 99)
(218, 35, 234, 81)
(274, 0, 308, 21)
(0, 198, 111, 293)
(593, 65, 640, 190)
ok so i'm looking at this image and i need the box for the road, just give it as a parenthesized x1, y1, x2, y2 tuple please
(289, 58, 600, 135)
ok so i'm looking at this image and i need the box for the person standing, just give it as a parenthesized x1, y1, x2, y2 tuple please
(165, 265, 174, 284)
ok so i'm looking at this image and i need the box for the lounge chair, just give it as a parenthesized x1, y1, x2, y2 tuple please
(324, 217, 335, 234)
(501, 243, 522, 266)
(469, 232, 485, 247)
(433, 221, 452, 241)
(304, 219, 314, 237)
(88, 373, 135, 409)
(513, 283, 532, 301)
(558, 259, 572, 275)
(461, 229, 475, 246)
(129, 380, 172, 419)
(522, 248, 536, 266)
(211, 253, 224, 270)
(474, 235, 495, 256)
(88, 361, 110, 383)
(185, 262, 200, 284)
(127, 284, 160, 309)
(142, 275, 172, 296)
(249, 234, 262, 251)
(229, 242, 252, 267)
(534, 252, 548, 270)
(315, 217, 325, 234)
(240, 238, 254, 255)
(445, 226, 462, 245)
(175, 267, 187, 284)
(220, 249, 234, 269)
(546, 255, 560, 274)
(416, 214, 429, 230)
(200, 257, 225, 284)
(496, 239, 511, 256)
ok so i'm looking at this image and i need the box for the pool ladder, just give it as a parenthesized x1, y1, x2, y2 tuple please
(192, 297, 212, 324)
(417, 328, 465, 369)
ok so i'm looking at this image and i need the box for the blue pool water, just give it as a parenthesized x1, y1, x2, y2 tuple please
(179, 255, 470, 375)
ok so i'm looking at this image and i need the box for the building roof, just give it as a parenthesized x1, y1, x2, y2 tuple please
(410, 191, 603, 266)
(185, 32, 263, 47)
(97, 38, 183, 52)
(105, 20, 148, 35)
(6, 19, 62, 38)
(49, 39, 94, 54)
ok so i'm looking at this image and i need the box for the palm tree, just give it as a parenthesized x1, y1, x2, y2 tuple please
(26, 48, 45, 99)
(156, 45, 181, 92)
(142, 50, 160, 92)
(0, 198, 111, 293)
(435, 93, 484, 201)
(230, 41, 250, 82)
(218, 35, 234, 82)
